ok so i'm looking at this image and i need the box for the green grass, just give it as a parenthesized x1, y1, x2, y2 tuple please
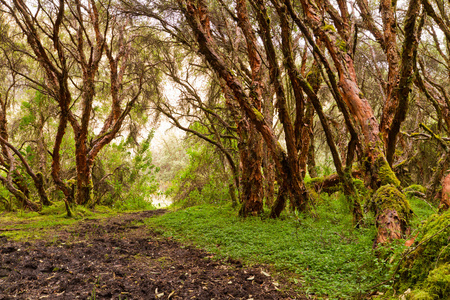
(0, 201, 118, 241)
(146, 192, 437, 299)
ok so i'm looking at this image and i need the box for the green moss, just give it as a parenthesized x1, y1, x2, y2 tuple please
(252, 108, 264, 122)
(353, 178, 372, 199)
(336, 39, 347, 52)
(409, 264, 450, 299)
(405, 185, 427, 194)
(378, 157, 401, 187)
(410, 290, 434, 300)
(305, 176, 341, 195)
(305, 184, 320, 203)
(395, 210, 450, 296)
(306, 176, 325, 185)
(321, 23, 336, 32)
(368, 184, 412, 225)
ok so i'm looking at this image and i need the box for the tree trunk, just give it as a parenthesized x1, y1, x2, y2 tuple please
(369, 185, 412, 246)
(75, 133, 92, 205)
(263, 149, 276, 207)
(307, 129, 318, 178)
(269, 183, 287, 218)
(439, 173, 450, 212)
(51, 110, 74, 217)
(238, 121, 264, 216)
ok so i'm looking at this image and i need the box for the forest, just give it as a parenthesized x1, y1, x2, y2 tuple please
(0, 0, 450, 299)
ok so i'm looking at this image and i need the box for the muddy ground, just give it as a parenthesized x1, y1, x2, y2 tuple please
(0, 210, 305, 299)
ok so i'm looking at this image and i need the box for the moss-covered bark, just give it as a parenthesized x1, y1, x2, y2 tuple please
(395, 210, 450, 299)
(367, 185, 412, 245)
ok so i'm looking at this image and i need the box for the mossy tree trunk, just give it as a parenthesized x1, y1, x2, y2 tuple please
(269, 183, 287, 218)
(368, 185, 412, 245)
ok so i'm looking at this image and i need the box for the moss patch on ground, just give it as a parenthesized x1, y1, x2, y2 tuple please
(395, 210, 450, 299)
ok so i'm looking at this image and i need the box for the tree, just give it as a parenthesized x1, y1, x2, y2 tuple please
(0, 0, 147, 208)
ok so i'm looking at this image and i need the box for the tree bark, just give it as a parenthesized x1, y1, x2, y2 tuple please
(440, 173, 450, 212)
(238, 120, 264, 216)
(236, 0, 264, 216)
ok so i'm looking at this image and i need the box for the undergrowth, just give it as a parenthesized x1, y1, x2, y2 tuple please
(147, 192, 436, 299)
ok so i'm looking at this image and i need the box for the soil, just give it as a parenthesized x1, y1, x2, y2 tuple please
(0, 210, 306, 299)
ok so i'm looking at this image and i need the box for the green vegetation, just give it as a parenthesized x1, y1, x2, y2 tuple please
(96, 132, 159, 210)
(377, 157, 401, 187)
(395, 210, 450, 299)
(0, 202, 118, 241)
(167, 141, 232, 209)
(1, 0, 449, 298)
(145, 192, 435, 299)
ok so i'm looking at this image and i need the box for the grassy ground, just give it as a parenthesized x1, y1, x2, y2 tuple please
(146, 193, 436, 299)
(0, 202, 121, 241)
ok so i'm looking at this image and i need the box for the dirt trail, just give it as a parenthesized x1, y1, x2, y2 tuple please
(0, 210, 303, 299)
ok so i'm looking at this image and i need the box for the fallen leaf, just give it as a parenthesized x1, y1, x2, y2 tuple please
(261, 270, 270, 277)
(155, 288, 164, 298)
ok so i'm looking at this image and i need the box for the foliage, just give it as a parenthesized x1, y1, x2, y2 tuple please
(94, 132, 159, 211)
(0, 184, 12, 211)
(168, 141, 231, 208)
(151, 131, 188, 191)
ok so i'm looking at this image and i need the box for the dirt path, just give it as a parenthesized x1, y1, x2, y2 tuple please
(0, 210, 304, 299)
